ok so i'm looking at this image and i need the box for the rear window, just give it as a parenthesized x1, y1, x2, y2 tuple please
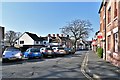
(31, 48, 40, 52)
(5, 47, 20, 51)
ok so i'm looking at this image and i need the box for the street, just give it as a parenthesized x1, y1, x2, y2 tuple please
(2, 51, 89, 79)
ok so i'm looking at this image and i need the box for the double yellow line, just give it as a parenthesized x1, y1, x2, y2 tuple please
(81, 51, 94, 80)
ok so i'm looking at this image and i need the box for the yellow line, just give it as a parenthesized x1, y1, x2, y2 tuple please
(81, 52, 94, 80)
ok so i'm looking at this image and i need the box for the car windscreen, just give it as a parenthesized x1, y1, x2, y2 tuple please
(5, 47, 20, 51)
(31, 49, 40, 52)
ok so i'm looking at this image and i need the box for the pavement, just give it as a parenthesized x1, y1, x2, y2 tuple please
(85, 51, 120, 80)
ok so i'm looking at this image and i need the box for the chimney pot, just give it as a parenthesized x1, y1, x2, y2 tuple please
(57, 34, 59, 37)
(48, 34, 51, 37)
(53, 34, 55, 37)
(61, 34, 63, 37)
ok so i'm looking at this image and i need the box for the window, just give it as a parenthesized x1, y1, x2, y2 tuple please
(103, 19, 105, 31)
(107, 35, 111, 50)
(108, 7, 111, 24)
(20, 41, 24, 44)
(36, 41, 39, 44)
(114, 1, 117, 18)
(114, 32, 118, 52)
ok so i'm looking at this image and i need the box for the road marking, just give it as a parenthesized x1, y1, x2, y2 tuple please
(81, 51, 94, 80)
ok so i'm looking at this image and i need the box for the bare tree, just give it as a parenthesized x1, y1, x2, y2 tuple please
(5, 30, 22, 46)
(61, 19, 93, 51)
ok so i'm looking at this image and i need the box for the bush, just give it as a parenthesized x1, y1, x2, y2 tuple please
(97, 47, 103, 58)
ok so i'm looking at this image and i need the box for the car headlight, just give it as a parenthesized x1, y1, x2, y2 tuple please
(2, 52, 6, 55)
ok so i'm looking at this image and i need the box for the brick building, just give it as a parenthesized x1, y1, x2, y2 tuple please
(99, 0, 120, 67)
(46, 34, 73, 48)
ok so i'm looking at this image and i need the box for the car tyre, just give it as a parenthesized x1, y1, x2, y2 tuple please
(2, 59, 8, 63)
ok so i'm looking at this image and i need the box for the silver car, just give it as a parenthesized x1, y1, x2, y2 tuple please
(2, 47, 23, 62)
(40, 47, 55, 58)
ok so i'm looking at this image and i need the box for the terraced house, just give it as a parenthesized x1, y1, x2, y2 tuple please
(99, 0, 120, 67)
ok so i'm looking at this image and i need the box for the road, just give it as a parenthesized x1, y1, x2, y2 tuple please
(2, 51, 89, 79)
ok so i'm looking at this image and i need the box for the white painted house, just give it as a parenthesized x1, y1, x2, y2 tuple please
(15, 32, 44, 47)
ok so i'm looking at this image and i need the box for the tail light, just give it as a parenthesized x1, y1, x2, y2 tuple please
(45, 50, 48, 52)
(20, 53, 23, 56)
(29, 52, 32, 54)
(51, 50, 53, 52)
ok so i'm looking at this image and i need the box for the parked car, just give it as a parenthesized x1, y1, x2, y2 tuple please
(40, 47, 55, 58)
(65, 48, 75, 54)
(57, 47, 68, 56)
(2, 47, 23, 62)
(23, 48, 43, 59)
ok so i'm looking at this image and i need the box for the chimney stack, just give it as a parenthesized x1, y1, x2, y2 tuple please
(53, 34, 55, 37)
(48, 34, 51, 37)
(57, 34, 59, 37)
(67, 35, 69, 38)
(61, 34, 64, 37)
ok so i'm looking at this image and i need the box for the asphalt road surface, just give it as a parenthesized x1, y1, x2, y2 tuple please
(2, 51, 89, 80)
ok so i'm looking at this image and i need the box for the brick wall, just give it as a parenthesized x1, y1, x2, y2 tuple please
(99, 0, 120, 67)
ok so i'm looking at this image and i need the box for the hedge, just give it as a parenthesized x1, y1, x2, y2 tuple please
(97, 47, 103, 58)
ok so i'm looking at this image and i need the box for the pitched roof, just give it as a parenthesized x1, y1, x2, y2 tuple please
(25, 32, 44, 41)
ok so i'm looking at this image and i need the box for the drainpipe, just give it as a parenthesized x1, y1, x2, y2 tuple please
(104, 1, 107, 60)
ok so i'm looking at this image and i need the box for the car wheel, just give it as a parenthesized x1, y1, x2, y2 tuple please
(19, 58, 23, 61)
(2, 59, 8, 63)
(52, 54, 56, 58)
(28, 57, 32, 59)
(41, 54, 44, 58)
(43, 54, 47, 58)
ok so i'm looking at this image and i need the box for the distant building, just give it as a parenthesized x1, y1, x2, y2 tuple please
(0, 26, 5, 57)
(14, 32, 73, 51)
(92, 31, 100, 52)
(14, 32, 45, 48)
(77, 39, 92, 50)
(42, 34, 73, 48)
(99, 0, 120, 67)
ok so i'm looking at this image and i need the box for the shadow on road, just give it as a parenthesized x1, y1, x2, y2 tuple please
(2, 51, 88, 66)
(2, 58, 45, 66)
